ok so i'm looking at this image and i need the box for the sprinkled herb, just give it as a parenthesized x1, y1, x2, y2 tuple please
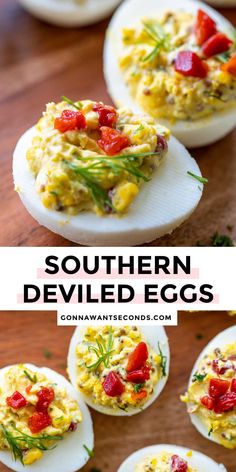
(192, 372, 207, 383)
(61, 96, 82, 110)
(43, 348, 53, 359)
(211, 232, 234, 247)
(134, 383, 145, 393)
(208, 426, 213, 437)
(187, 171, 208, 184)
(24, 370, 37, 383)
(142, 21, 171, 62)
(1, 426, 62, 464)
(117, 405, 128, 412)
(83, 444, 94, 458)
(158, 342, 167, 377)
(216, 52, 231, 63)
(86, 327, 114, 370)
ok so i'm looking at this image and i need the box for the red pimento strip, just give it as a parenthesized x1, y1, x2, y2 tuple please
(231, 379, 236, 393)
(131, 389, 147, 402)
(214, 392, 236, 413)
(195, 9, 217, 46)
(36, 387, 55, 412)
(171, 454, 188, 472)
(200, 395, 215, 410)
(98, 126, 130, 156)
(28, 411, 52, 434)
(202, 32, 233, 58)
(126, 364, 151, 384)
(209, 378, 230, 398)
(93, 103, 117, 128)
(6, 391, 27, 409)
(126, 342, 149, 373)
(175, 51, 208, 78)
(103, 371, 125, 397)
(54, 109, 86, 133)
(221, 55, 236, 76)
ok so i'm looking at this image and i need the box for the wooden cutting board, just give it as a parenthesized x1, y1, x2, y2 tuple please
(0, 2, 235, 246)
(0, 311, 235, 472)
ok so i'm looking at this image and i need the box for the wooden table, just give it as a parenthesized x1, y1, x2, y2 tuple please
(0, 1, 235, 246)
(0, 311, 235, 472)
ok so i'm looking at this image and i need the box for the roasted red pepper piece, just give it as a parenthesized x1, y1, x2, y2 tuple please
(98, 126, 130, 156)
(175, 51, 208, 78)
(93, 103, 117, 128)
(202, 32, 233, 58)
(214, 392, 236, 413)
(126, 342, 148, 373)
(209, 378, 230, 398)
(126, 364, 151, 384)
(54, 109, 86, 133)
(212, 359, 228, 375)
(171, 454, 188, 472)
(200, 395, 215, 410)
(195, 9, 217, 46)
(221, 55, 236, 76)
(28, 411, 52, 434)
(6, 391, 27, 409)
(131, 389, 147, 402)
(25, 385, 32, 394)
(36, 387, 55, 412)
(103, 371, 125, 397)
(231, 379, 236, 393)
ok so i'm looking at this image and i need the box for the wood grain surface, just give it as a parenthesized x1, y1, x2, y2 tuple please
(0, 1, 236, 246)
(0, 311, 235, 472)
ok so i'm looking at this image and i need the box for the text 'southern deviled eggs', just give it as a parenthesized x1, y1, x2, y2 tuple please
(0, 364, 93, 472)
(67, 326, 170, 416)
(117, 444, 227, 472)
(13, 98, 204, 246)
(104, 0, 236, 147)
(182, 325, 236, 449)
(17, 0, 122, 27)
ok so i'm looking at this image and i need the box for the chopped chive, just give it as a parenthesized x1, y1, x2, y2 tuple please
(187, 171, 208, 184)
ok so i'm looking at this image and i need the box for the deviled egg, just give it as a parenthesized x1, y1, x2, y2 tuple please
(118, 444, 227, 471)
(104, 0, 236, 147)
(67, 325, 170, 416)
(18, 0, 122, 27)
(13, 97, 203, 246)
(0, 363, 93, 471)
(182, 325, 236, 449)
(117, 444, 227, 472)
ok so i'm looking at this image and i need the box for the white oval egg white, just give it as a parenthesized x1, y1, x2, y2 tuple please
(188, 325, 236, 445)
(0, 363, 94, 472)
(17, 0, 122, 27)
(13, 126, 203, 246)
(117, 444, 227, 472)
(67, 326, 170, 416)
(104, 0, 236, 148)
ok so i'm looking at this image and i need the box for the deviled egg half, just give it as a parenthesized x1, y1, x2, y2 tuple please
(0, 364, 93, 472)
(67, 325, 170, 416)
(118, 444, 227, 472)
(182, 325, 236, 449)
(18, 0, 122, 27)
(13, 98, 203, 246)
(104, 0, 236, 147)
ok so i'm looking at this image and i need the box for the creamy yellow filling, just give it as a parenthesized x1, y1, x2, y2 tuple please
(75, 326, 164, 410)
(119, 11, 236, 121)
(182, 342, 236, 449)
(26, 100, 169, 216)
(0, 365, 82, 464)
(135, 451, 197, 472)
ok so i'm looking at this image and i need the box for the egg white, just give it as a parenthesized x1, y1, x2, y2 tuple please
(67, 326, 170, 416)
(13, 126, 203, 246)
(0, 363, 94, 472)
(18, 0, 122, 27)
(187, 325, 236, 446)
(103, 0, 236, 148)
(117, 444, 227, 471)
